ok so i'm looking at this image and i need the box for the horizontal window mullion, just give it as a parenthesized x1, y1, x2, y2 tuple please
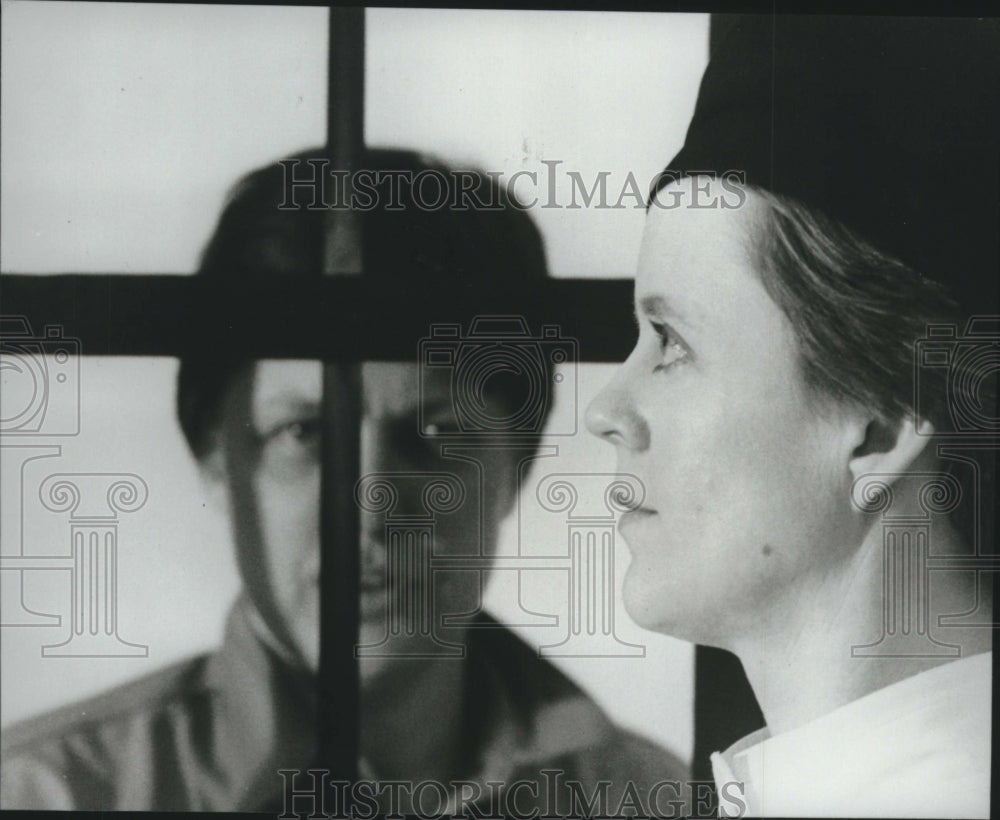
(1, 274, 635, 361)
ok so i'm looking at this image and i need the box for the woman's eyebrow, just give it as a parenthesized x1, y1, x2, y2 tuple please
(636, 294, 699, 330)
(257, 394, 322, 416)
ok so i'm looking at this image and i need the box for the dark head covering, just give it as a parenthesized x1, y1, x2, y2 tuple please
(176, 147, 550, 457)
(654, 14, 1000, 314)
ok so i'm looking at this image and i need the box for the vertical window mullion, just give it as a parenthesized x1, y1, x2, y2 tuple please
(318, 4, 365, 788)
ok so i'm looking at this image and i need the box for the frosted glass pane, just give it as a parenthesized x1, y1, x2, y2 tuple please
(1, 2, 328, 274)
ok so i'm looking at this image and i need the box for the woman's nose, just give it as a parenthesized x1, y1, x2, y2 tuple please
(584, 367, 647, 452)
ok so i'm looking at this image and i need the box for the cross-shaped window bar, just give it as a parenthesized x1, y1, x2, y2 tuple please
(1, 7, 764, 808)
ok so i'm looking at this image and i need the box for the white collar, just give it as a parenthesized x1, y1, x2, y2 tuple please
(711, 651, 992, 818)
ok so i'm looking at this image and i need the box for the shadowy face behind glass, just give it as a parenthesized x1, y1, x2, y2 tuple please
(210, 360, 520, 677)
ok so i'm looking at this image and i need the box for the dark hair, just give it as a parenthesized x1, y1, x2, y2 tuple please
(749, 187, 962, 427)
(749, 187, 995, 548)
(177, 147, 549, 459)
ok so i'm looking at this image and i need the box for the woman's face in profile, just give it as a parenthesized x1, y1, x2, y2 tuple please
(586, 177, 860, 648)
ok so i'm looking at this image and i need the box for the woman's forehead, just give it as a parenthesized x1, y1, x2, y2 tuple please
(637, 182, 768, 330)
(247, 360, 445, 417)
(251, 360, 322, 406)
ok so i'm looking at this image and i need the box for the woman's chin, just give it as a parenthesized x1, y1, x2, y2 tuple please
(624, 583, 678, 636)
(622, 569, 705, 642)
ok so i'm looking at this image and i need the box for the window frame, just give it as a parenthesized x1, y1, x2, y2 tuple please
(0, 6, 762, 800)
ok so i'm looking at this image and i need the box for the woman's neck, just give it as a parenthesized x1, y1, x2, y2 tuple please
(729, 521, 992, 738)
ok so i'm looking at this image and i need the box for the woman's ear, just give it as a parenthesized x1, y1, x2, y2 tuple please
(848, 412, 936, 483)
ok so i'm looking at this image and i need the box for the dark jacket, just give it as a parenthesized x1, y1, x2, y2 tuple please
(1, 595, 687, 814)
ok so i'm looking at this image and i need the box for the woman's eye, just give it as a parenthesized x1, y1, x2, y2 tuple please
(272, 418, 319, 441)
(286, 420, 320, 441)
(260, 418, 321, 465)
(650, 321, 689, 372)
(421, 421, 461, 438)
(409, 420, 459, 461)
